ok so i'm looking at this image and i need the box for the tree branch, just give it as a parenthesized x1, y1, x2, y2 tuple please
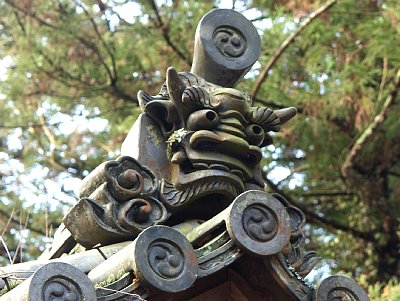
(251, 0, 338, 98)
(0, 208, 46, 236)
(377, 57, 388, 104)
(301, 191, 354, 197)
(253, 97, 304, 113)
(76, 1, 118, 83)
(275, 165, 308, 186)
(250, 15, 270, 23)
(149, 0, 191, 66)
(5, 0, 56, 29)
(341, 68, 400, 178)
(0, 104, 133, 130)
(7, 0, 118, 90)
(389, 171, 400, 178)
(263, 174, 376, 242)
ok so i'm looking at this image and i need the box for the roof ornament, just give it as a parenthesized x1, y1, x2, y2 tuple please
(0, 9, 369, 301)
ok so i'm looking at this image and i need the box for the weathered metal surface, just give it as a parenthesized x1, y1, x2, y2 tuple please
(191, 9, 261, 88)
(185, 191, 293, 279)
(313, 275, 370, 301)
(1, 262, 96, 301)
(133, 225, 198, 293)
(272, 193, 322, 277)
(226, 190, 291, 256)
(79, 156, 157, 201)
(64, 156, 169, 248)
(121, 113, 171, 181)
(0, 242, 128, 282)
(89, 226, 198, 293)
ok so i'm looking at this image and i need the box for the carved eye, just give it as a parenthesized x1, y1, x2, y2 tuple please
(245, 124, 265, 146)
(187, 109, 219, 131)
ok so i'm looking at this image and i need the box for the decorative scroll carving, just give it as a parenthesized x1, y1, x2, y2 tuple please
(213, 27, 246, 58)
(296, 251, 322, 277)
(79, 156, 157, 202)
(182, 86, 213, 108)
(24, 262, 95, 301)
(226, 191, 291, 256)
(148, 241, 184, 278)
(63, 157, 169, 248)
(160, 178, 240, 209)
(268, 254, 312, 300)
(132, 226, 198, 293)
(272, 193, 322, 278)
(248, 107, 280, 132)
(43, 279, 79, 301)
(195, 230, 243, 278)
(313, 275, 370, 301)
(243, 204, 278, 242)
(198, 245, 241, 276)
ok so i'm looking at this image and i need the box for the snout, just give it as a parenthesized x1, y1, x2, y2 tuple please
(189, 130, 262, 165)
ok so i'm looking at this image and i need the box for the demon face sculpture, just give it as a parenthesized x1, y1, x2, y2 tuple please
(63, 67, 296, 248)
(62, 7, 298, 247)
(125, 67, 297, 216)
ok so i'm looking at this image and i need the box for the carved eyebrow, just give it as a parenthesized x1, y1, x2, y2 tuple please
(247, 107, 298, 132)
(182, 86, 212, 108)
(247, 107, 281, 132)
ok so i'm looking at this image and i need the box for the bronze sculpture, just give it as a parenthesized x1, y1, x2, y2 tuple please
(0, 9, 369, 301)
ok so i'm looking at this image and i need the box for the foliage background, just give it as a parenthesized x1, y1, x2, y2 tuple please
(0, 0, 399, 298)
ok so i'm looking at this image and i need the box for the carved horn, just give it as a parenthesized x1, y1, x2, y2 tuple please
(275, 107, 297, 125)
(166, 67, 186, 107)
(137, 90, 154, 111)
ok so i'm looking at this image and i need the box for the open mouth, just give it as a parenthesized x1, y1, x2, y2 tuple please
(168, 131, 265, 192)
(171, 148, 254, 182)
(178, 158, 244, 179)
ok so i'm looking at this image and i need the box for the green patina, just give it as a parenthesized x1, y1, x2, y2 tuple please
(94, 269, 130, 288)
(0, 279, 23, 296)
(166, 128, 188, 159)
(146, 124, 162, 148)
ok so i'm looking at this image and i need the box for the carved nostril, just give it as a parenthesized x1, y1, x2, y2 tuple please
(187, 109, 219, 131)
(252, 125, 262, 134)
(245, 153, 258, 165)
(206, 110, 217, 121)
(245, 124, 265, 146)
